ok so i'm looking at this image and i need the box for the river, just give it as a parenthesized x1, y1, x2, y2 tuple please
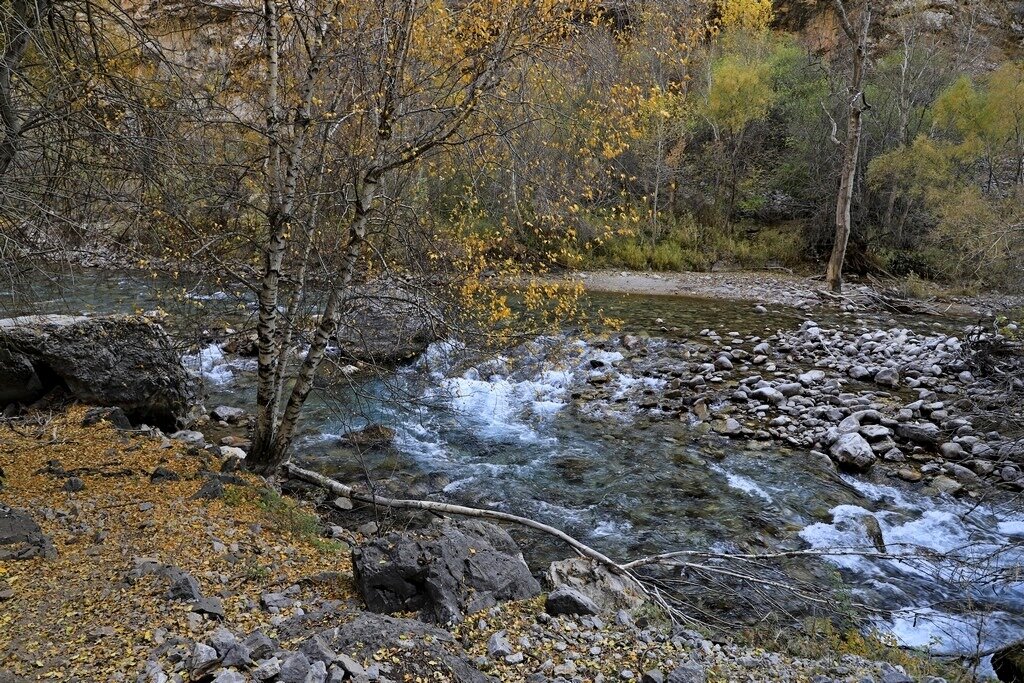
(4, 269, 1024, 671)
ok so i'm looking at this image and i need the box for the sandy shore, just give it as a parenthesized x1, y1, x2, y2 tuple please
(551, 269, 1022, 317)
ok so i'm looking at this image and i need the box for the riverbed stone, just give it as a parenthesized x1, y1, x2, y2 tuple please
(352, 518, 540, 624)
(938, 442, 964, 459)
(873, 368, 899, 388)
(895, 422, 941, 446)
(829, 433, 876, 472)
(929, 476, 963, 495)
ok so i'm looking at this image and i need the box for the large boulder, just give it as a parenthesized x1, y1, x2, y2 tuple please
(352, 518, 541, 624)
(0, 315, 193, 427)
(334, 284, 440, 366)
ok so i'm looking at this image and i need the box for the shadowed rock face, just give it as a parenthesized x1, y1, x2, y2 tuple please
(0, 315, 194, 427)
(352, 518, 541, 625)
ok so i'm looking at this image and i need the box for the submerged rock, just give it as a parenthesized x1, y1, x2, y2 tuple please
(0, 315, 193, 427)
(352, 518, 540, 624)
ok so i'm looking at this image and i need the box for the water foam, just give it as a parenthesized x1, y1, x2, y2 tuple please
(799, 478, 1024, 655)
(182, 344, 235, 385)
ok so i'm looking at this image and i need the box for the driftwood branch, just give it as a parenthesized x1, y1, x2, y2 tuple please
(285, 462, 622, 570)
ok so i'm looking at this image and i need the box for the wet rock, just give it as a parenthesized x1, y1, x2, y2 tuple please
(339, 424, 396, 449)
(861, 515, 886, 553)
(546, 586, 601, 616)
(352, 518, 540, 624)
(333, 284, 441, 365)
(0, 315, 193, 427)
(0, 506, 56, 560)
(896, 469, 922, 482)
(929, 476, 963, 496)
(829, 433, 876, 472)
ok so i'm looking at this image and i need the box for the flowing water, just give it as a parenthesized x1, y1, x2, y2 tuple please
(4, 270, 1024, 668)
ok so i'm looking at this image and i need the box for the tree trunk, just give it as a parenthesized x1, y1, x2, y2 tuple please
(825, 0, 872, 294)
(0, 0, 50, 179)
(826, 107, 864, 292)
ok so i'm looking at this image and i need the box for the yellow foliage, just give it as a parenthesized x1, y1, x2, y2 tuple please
(717, 0, 773, 32)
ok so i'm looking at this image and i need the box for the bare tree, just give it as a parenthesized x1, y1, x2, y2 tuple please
(825, 0, 872, 293)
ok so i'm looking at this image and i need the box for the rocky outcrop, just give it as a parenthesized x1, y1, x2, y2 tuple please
(352, 518, 541, 624)
(993, 639, 1024, 683)
(0, 315, 193, 427)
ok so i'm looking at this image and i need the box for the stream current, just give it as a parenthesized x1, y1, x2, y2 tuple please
(5, 270, 1024, 669)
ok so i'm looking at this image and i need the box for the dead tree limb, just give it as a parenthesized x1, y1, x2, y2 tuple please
(284, 462, 621, 570)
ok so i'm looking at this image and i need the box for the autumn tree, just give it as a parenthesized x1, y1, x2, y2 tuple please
(228, 0, 593, 473)
(824, 0, 873, 293)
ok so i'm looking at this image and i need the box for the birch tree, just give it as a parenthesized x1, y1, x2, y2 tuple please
(243, 0, 591, 473)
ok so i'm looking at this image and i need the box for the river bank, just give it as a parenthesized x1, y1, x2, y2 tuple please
(2, 274, 1024, 679)
(0, 407, 968, 682)
(559, 270, 1024, 318)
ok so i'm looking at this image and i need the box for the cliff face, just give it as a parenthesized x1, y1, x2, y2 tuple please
(775, 0, 1024, 61)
